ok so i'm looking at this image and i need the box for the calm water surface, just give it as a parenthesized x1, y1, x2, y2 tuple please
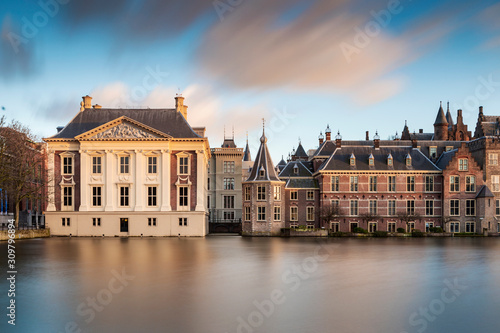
(1, 237, 500, 333)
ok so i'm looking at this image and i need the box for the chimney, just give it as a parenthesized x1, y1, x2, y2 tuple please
(412, 139, 418, 149)
(419, 129, 423, 134)
(373, 131, 380, 149)
(325, 125, 331, 141)
(365, 131, 369, 141)
(457, 109, 463, 118)
(175, 94, 188, 119)
(318, 132, 324, 145)
(82, 95, 92, 110)
(335, 131, 342, 148)
(93, 104, 102, 109)
(479, 106, 483, 114)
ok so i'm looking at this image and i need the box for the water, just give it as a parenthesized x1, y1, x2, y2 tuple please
(1, 237, 500, 333)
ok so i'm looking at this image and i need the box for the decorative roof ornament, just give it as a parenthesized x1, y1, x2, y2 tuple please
(373, 130, 380, 140)
(325, 124, 331, 133)
(336, 131, 342, 140)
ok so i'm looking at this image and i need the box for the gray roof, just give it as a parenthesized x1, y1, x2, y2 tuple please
(243, 141, 252, 161)
(47, 108, 201, 139)
(221, 138, 237, 148)
(320, 146, 440, 172)
(434, 104, 448, 125)
(313, 140, 336, 157)
(246, 133, 281, 182)
(279, 161, 313, 177)
(294, 143, 308, 159)
(285, 178, 319, 189)
(476, 185, 495, 198)
(435, 149, 457, 170)
(446, 107, 454, 127)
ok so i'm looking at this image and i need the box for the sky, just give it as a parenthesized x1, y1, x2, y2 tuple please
(1, 0, 500, 163)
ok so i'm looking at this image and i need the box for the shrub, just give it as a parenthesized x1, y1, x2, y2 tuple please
(429, 227, 443, 233)
(373, 231, 388, 237)
(397, 228, 406, 233)
(330, 231, 347, 237)
(412, 230, 424, 237)
(353, 227, 368, 234)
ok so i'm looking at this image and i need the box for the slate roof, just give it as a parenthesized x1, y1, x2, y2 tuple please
(435, 149, 457, 170)
(279, 161, 313, 177)
(319, 146, 440, 172)
(476, 185, 495, 198)
(446, 108, 454, 127)
(476, 115, 500, 137)
(246, 132, 281, 182)
(221, 138, 237, 148)
(294, 142, 308, 159)
(285, 178, 319, 189)
(47, 108, 201, 139)
(243, 141, 252, 161)
(312, 140, 336, 157)
(434, 103, 448, 125)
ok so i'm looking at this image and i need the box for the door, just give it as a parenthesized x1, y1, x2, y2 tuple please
(120, 218, 129, 232)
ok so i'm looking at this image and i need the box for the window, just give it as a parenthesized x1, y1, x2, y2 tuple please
(92, 218, 101, 227)
(92, 186, 102, 207)
(274, 206, 281, 221)
(465, 222, 475, 233)
(224, 178, 235, 190)
(465, 176, 475, 192)
(406, 200, 415, 215)
(306, 191, 314, 201)
(450, 222, 459, 233)
(63, 156, 73, 175)
(224, 211, 235, 220)
(369, 200, 377, 215)
(492, 175, 500, 191)
(290, 223, 299, 229)
(466, 199, 475, 216)
(387, 222, 396, 232)
(450, 199, 459, 216)
(120, 156, 129, 174)
(388, 157, 393, 166)
(459, 158, 468, 171)
(450, 176, 459, 192)
(148, 156, 157, 174)
(369, 176, 377, 192)
(368, 157, 374, 166)
(388, 176, 396, 192)
(445, 146, 453, 152)
(406, 176, 415, 192)
(207, 178, 210, 190)
(350, 200, 358, 216)
(350, 156, 355, 166)
(331, 200, 339, 208)
(290, 207, 298, 221)
(368, 222, 377, 232)
(489, 153, 498, 165)
(207, 195, 210, 209)
(63, 187, 73, 207)
(179, 217, 188, 226)
(179, 156, 189, 175)
(244, 207, 251, 221)
(290, 190, 298, 200)
(274, 186, 281, 201)
(120, 186, 129, 207)
(425, 222, 434, 232)
(331, 176, 339, 191)
(257, 186, 266, 201)
(147, 187, 157, 207)
(148, 218, 157, 226)
(245, 187, 251, 201)
(497, 200, 500, 216)
(92, 156, 102, 174)
(224, 196, 234, 209)
(178, 186, 188, 207)
(307, 207, 314, 221)
(350, 176, 358, 192)
(425, 176, 434, 192)
(331, 222, 340, 232)
(257, 207, 266, 221)
(350, 222, 358, 232)
(62, 218, 70, 226)
(388, 200, 396, 216)
(425, 200, 434, 216)
(223, 161, 235, 173)
(430, 146, 437, 159)
(407, 222, 415, 232)
(406, 155, 412, 166)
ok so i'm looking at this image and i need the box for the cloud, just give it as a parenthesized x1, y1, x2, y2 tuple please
(475, 3, 500, 50)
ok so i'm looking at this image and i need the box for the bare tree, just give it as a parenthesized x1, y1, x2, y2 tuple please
(397, 211, 422, 232)
(360, 212, 381, 231)
(318, 203, 344, 229)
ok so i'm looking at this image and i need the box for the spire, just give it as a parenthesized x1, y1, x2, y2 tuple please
(446, 101, 454, 127)
(221, 125, 236, 148)
(246, 120, 280, 182)
(293, 141, 308, 161)
(434, 101, 448, 125)
(401, 120, 411, 140)
(243, 132, 252, 161)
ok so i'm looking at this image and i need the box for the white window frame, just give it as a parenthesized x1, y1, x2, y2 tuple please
(147, 155, 158, 174)
(274, 206, 281, 221)
(119, 155, 130, 174)
(178, 186, 189, 209)
(290, 190, 298, 200)
(290, 206, 298, 221)
(306, 206, 314, 221)
(177, 152, 191, 175)
(60, 152, 75, 176)
(465, 199, 475, 216)
(119, 186, 130, 207)
(450, 176, 459, 192)
(92, 186, 102, 207)
(274, 186, 281, 201)
(62, 186, 74, 211)
(147, 186, 158, 207)
(450, 199, 459, 216)
(257, 206, 266, 221)
(306, 190, 314, 201)
(92, 155, 102, 175)
(458, 158, 468, 171)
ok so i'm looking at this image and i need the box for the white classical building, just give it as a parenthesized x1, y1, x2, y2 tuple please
(44, 95, 210, 236)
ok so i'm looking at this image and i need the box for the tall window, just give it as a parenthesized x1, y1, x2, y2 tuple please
(492, 175, 500, 191)
(274, 206, 281, 221)
(465, 200, 475, 216)
(223, 161, 235, 173)
(92, 156, 102, 174)
(290, 190, 298, 200)
(257, 186, 266, 201)
(63, 157, 73, 175)
(148, 156, 157, 174)
(388, 200, 396, 216)
(406, 176, 415, 192)
(207, 178, 210, 190)
(350, 200, 358, 216)
(331, 176, 339, 191)
(350, 176, 358, 192)
(465, 222, 475, 233)
(224, 196, 234, 209)
(307, 207, 315, 221)
(178, 186, 188, 207)
(244, 187, 251, 201)
(369, 200, 377, 215)
(147, 186, 157, 207)
(119, 186, 129, 207)
(224, 178, 235, 190)
(465, 176, 475, 192)
(450, 176, 459, 192)
(63, 187, 72, 207)
(179, 156, 189, 175)
(458, 158, 468, 171)
(92, 186, 102, 207)
(257, 207, 266, 221)
(244, 206, 251, 221)
(497, 200, 500, 216)
(290, 207, 298, 221)
(223, 211, 235, 220)
(369, 176, 377, 192)
(388, 176, 396, 192)
(425, 200, 434, 216)
(450, 199, 459, 216)
(489, 153, 498, 166)
(388, 222, 396, 232)
(306, 191, 314, 200)
(120, 156, 129, 174)
(406, 200, 415, 215)
(425, 176, 434, 192)
(450, 222, 459, 233)
(331, 200, 339, 208)
(274, 186, 281, 200)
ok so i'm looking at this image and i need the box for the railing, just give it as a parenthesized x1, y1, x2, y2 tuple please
(209, 219, 242, 224)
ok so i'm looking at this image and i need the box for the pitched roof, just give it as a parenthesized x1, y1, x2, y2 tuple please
(46, 108, 201, 140)
(243, 141, 252, 161)
(435, 149, 456, 170)
(246, 131, 281, 182)
(446, 105, 454, 127)
(285, 178, 319, 189)
(312, 140, 336, 157)
(279, 161, 313, 177)
(221, 138, 237, 148)
(294, 142, 308, 159)
(434, 103, 448, 125)
(476, 185, 495, 198)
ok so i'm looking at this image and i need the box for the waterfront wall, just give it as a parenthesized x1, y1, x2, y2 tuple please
(0, 229, 50, 241)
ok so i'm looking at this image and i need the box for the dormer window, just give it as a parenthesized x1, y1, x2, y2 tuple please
(350, 153, 356, 166)
(293, 164, 299, 175)
(259, 167, 265, 177)
(368, 153, 374, 166)
(406, 154, 412, 166)
(387, 153, 393, 166)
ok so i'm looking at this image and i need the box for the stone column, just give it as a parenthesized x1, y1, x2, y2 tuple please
(79, 150, 89, 211)
(161, 149, 171, 211)
(105, 150, 114, 211)
(195, 150, 206, 211)
(135, 150, 143, 211)
(47, 149, 56, 211)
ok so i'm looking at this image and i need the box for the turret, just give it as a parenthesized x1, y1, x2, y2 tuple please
(433, 101, 448, 141)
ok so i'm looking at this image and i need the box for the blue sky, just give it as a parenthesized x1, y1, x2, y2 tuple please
(1, 0, 500, 162)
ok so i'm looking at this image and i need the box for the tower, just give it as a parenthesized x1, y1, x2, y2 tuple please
(434, 101, 449, 141)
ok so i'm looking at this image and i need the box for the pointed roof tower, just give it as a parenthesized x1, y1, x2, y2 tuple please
(293, 140, 308, 161)
(445, 102, 454, 128)
(243, 132, 252, 161)
(246, 121, 280, 181)
(434, 101, 448, 126)
(401, 120, 411, 140)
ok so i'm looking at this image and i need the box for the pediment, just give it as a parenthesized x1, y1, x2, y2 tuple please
(76, 116, 171, 140)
